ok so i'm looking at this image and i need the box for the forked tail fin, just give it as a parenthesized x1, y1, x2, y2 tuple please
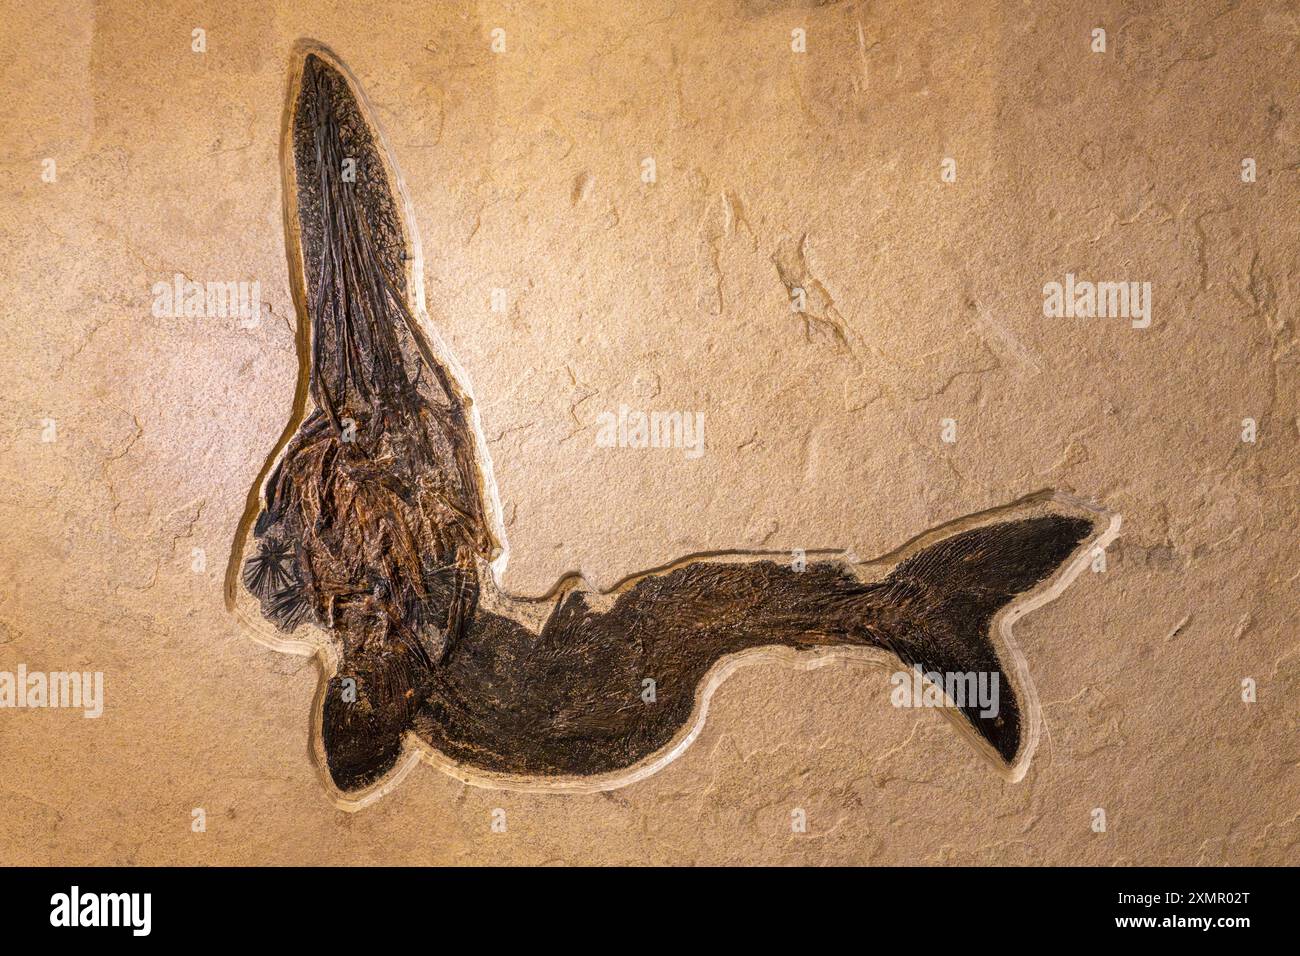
(878, 513, 1094, 766)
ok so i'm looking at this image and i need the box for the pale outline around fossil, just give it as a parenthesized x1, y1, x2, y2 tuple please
(225, 41, 1120, 811)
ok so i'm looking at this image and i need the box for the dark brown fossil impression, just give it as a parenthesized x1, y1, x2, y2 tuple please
(236, 47, 1103, 797)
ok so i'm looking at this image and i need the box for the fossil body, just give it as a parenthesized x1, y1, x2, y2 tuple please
(238, 48, 1101, 797)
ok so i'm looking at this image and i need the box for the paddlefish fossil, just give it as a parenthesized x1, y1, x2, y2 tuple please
(231, 45, 1113, 802)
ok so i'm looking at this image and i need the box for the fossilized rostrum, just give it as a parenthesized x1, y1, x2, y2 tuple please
(231, 45, 1115, 804)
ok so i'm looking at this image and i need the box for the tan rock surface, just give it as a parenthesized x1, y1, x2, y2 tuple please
(0, 0, 1295, 864)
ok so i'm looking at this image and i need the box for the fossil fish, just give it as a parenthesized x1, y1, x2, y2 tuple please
(229, 44, 1117, 805)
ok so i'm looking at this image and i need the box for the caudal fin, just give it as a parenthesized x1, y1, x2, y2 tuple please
(879, 513, 1094, 765)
